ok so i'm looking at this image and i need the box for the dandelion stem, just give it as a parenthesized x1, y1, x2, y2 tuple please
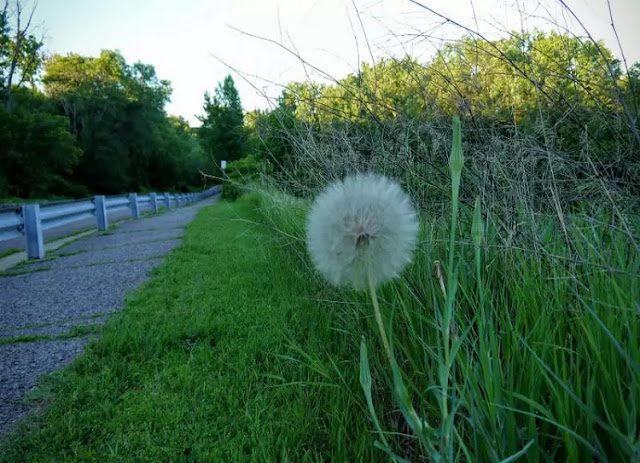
(367, 266, 392, 362)
(440, 115, 464, 459)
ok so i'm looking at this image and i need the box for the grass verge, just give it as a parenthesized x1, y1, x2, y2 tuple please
(0, 196, 372, 462)
(0, 325, 102, 346)
(0, 248, 20, 259)
(3, 188, 636, 461)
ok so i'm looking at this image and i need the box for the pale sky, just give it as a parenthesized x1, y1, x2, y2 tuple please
(28, 0, 640, 125)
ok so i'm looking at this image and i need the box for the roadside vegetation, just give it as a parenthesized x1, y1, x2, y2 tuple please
(0, 198, 369, 461)
(0, 0, 638, 461)
(216, 5, 639, 459)
(0, 2, 218, 200)
(2, 176, 637, 461)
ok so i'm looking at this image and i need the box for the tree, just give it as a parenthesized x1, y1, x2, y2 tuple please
(198, 75, 247, 165)
(0, 15, 206, 199)
(0, 1, 80, 199)
(0, 0, 43, 110)
(149, 116, 207, 191)
(44, 51, 132, 192)
(43, 50, 193, 194)
(0, 87, 82, 198)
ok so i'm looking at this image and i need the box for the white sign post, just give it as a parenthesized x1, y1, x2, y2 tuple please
(220, 160, 227, 171)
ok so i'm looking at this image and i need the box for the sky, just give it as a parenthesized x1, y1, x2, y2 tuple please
(27, 0, 640, 126)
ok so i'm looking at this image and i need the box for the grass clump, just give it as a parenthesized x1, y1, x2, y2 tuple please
(0, 324, 102, 346)
(251, 118, 639, 461)
(0, 248, 20, 259)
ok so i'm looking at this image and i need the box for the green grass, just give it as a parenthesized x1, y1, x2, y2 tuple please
(0, 196, 71, 205)
(253, 183, 640, 462)
(0, 266, 52, 277)
(2, 185, 638, 461)
(0, 248, 20, 259)
(0, 324, 102, 346)
(0, 313, 107, 334)
(45, 227, 97, 248)
(0, 196, 372, 462)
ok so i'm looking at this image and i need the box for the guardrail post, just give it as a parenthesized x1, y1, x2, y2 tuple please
(163, 192, 171, 210)
(22, 204, 44, 259)
(175, 195, 181, 208)
(94, 195, 108, 231)
(150, 192, 158, 213)
(129, 193, 140, 219)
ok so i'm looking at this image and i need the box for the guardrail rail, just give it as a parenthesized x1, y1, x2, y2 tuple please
(0, 186, 221, 259)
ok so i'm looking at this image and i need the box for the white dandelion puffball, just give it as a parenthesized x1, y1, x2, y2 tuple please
(306, 173, 419, 290)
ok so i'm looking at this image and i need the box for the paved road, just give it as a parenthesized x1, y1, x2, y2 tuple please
(0, 195, 218, 437)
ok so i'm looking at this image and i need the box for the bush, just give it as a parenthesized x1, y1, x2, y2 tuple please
(222, 154, 269, 200)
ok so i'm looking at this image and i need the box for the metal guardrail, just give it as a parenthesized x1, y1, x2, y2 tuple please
(0, 186, 221, 259)
(0, 207, 22, 242)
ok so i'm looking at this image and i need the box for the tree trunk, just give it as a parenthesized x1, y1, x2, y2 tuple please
(4, 0, 36, 111)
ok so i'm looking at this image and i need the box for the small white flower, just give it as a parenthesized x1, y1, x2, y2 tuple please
(306, 173, 419, 290)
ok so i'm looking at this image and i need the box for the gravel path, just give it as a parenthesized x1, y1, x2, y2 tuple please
(0, 195, 218, 437)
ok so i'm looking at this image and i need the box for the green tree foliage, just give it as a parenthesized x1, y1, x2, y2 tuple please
(44, 51, 132, 192)
(246, 30, 639, 206)
(0, 88, 82, 197)
(621, 63, 640, 129)
(278, 32, 623, 126)
(198, 75, 247, 166)
(222, 154, 266, 200)
(0, 5, 8, 82)
(44, 50, 205, 194)
(1, 34, 208, 198)
(0, 1, 44, 110)
(150, 116, 208, 191)
(245, 95, 297, 171)
(0, 2, 81, 198)
(0, 3, 209, 199)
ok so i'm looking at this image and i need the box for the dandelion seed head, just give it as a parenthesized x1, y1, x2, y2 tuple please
(306, 173, 419, 290)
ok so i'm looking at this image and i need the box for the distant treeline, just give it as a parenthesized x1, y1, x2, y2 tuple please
(239, 31, 640, 212)
(2, 0, 639, 210)
(0, 5, 214, 199)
